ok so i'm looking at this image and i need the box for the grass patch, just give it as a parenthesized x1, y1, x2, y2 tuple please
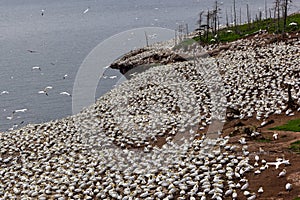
(190, 13, 300, 44)
(289, 140, 300, 154)
(270, 119, 300, 132)
(256, 138, 271, 143)
(293, 197, 300, 200)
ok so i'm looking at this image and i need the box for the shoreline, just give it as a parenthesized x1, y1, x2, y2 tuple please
(0, 29, 300, 199)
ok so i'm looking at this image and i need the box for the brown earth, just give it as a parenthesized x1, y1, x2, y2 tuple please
(222, 112, 300, 199)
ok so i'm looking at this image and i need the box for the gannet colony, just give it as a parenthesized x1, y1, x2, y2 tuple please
(0, 33, 299, 199)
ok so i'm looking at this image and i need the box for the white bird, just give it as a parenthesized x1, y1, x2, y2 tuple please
(273, 133, 278, 140)
(0, 91, 9, 95)
(6, 115, 14, 120)
(83, 7, 90, 14)
(243, 190, 250, 196)
(14, 109, 27, 113)
(260, 121, 267, 127)
(247, 193, 256, 200)
(267, 159, 290, 169)
(63, 74, 68, 79)
(38, 86, 52, 96)
(254, 170, 261, 175)
(278, 169, 286, 178)
(60, 92, 72, 96)
(289, 22, 297, 26)
(38, 90, 47, 95)
(258, 186, 263, 193)
(32, 66, 41, 71)
(255, 155, 259, 162)
(239, 137, 247, 145)
(225, 189, 232, 196)
(285, 183, 292, 191)
(241, 181, 249, 190)
(109, 75, 117, 79)
(232, 190, 237, 199)
(251, 131, 261, 137)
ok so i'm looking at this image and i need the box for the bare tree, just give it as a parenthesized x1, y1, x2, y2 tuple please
(144, 32, 149, 47)
(198, 11, 205, 29)
(197, 11, 205, 41)
(265, 0, 268, 19)
(247, 4, 251, 29)
(274, 0, 281, 32)
(186, 24, 189, 36)
(233, 0, 237, 28)
(212, 1, 222, 35)
(226, 9, 229, 27)
(230, 7, 233, 26)
(282, 0, 292, 32)
(205, 9, 210, 42)
(259, 9, 263, 22)
(240, 7, 242, 25)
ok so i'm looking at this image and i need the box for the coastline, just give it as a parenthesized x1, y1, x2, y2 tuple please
(0, 29, 300, 199)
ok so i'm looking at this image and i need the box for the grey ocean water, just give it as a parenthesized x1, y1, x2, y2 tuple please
(0, 0, 299, 131)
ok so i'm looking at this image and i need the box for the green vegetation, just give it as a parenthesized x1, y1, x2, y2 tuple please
(289, 140, 300, 154)
(270, 119, 300, 132)
(192, 13, 300, 45)
(256, 138, 272, 143)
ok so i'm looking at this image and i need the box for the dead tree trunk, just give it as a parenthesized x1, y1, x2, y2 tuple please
(233, 0, 237, 29)
(275, 0, 281, 32)
(206, 9, 210, 42)
(144, 32, 149, 47)
(265, 0, 268, 19)
(240, 7, 242, 25)
(282, 0, 289, 32)
(247, 4, 251, 29)
(226, 9, 229, 27)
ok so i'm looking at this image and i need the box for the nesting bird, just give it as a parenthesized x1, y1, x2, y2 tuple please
(258, 186, 264, 194)
(273, 133, 278, 140)
(285, 183, 292, 191)
(278, 169, 286, 178)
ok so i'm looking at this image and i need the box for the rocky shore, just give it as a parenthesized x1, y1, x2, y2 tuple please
(0, 31, 300, 199)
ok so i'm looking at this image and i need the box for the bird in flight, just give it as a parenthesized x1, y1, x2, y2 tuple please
(63, 74, 68, 79)
(32, 66, 41, 71)
(60, 91, 72, 96)
(83, 7, 90, 14)
(0, 91, 9, 95)
(14, 108, 28, 113)
(38, 86, 53, 96)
